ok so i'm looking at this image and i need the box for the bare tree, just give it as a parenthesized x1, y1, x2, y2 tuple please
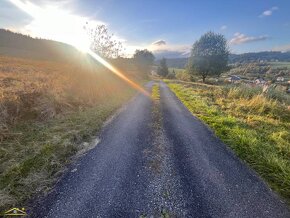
(88, 24, 124, 58)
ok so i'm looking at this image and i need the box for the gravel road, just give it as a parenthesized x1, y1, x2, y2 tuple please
(31, 81, 290, 218)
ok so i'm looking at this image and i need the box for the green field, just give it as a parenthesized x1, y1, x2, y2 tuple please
(168, 68, 185, 74)
(268, 62, 290, 69)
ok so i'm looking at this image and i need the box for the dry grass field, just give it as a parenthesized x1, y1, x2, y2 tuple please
(0, 55, 136, 209)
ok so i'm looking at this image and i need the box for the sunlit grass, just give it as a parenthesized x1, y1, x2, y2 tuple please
(167, 81, 290, 204)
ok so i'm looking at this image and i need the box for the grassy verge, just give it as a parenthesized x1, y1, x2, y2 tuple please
(166, 81, 290, 204)
(0, 91, 133, 210)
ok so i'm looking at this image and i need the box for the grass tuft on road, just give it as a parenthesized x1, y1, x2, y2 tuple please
(146, 83, 162, 174)
(152, 83, 160, 101)
(166, 81, 290, 204)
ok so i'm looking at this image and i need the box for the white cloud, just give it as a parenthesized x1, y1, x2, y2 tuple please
(152, 40, 166, 46)
(220, 25, 227, 30)
(150, 43, 191, 58)
(272, 44, 290, 52)
(229, 32, 269, 45)
(262, 10, 272, 16)
(147, 39, 190, 57)
(150, 43, 189, 53)
(259, 6, 278, 17)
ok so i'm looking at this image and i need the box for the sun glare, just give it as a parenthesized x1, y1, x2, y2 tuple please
(8, 0, 150, 97)
(9, 0, 91, 52)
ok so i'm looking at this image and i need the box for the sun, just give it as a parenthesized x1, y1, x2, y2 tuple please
(8, 0, 91, 53)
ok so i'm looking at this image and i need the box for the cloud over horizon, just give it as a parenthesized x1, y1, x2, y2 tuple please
(272, 44, 290, 52)
(229, 32, 269, 45)
(152, 40, 166, 46)
(146, 39, 190, 58)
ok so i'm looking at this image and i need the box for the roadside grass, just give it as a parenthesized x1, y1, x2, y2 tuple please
(166, 81, 290, 204)
(0, 56, 135, 210)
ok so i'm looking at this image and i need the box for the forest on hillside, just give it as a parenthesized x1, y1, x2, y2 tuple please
(155, 51, 290, 69)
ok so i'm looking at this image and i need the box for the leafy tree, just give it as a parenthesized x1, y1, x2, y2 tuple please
(133, 49, 155, 75)
(89, 24, 124, 58)
(188, 31, 229, 83)
(157, 58, 169, 77)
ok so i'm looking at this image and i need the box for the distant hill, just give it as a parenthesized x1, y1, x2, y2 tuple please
(156, 51, 290, 69)
(229, 51, 290, 63)
(155, 58, 188, 68)
(0, 29, 84, 62)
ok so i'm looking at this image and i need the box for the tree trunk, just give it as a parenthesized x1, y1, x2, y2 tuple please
(202, 75, 206, 83)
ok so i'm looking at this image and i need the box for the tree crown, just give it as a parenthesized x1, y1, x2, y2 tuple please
(189, 31, 229, 81)
(133, 49, 155, 65)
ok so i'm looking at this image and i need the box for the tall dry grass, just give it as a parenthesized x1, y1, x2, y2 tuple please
(0, 56, 136, 134)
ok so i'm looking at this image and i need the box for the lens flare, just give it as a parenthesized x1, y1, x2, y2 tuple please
(87, 50, 150, 97)
(7, 0, 150, 97)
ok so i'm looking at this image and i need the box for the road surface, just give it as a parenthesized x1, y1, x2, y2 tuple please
(32, 82, 290, 217)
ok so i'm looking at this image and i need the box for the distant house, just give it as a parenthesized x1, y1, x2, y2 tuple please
(227, 75, 241, 83)
(150, 66, 158, 76)
(276, 77, 285, 82)
(254, 78, 266, 85)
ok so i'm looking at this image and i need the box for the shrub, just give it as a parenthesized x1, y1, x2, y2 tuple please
(176, 71, 191, 81)
(166, 72, 176, 79)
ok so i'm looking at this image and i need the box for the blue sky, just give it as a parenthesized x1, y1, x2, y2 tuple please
(1, 0, 290, 57)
